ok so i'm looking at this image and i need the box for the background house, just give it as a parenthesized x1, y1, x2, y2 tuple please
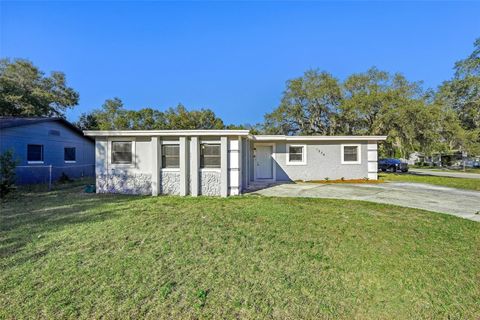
(0, 117, 95, 184)
(407, 151, 480, 168)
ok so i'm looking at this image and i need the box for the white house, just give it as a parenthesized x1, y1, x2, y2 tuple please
(84, 130, 387, 197)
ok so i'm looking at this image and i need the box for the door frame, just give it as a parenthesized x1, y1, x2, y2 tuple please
(253, 143, 276, 182)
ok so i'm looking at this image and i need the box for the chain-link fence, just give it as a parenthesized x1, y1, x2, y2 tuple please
(15, 164, 95, 189)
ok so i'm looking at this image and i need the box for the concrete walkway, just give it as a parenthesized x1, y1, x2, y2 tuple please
(409, 168, 480, 179)
(250, 182, 480, 222)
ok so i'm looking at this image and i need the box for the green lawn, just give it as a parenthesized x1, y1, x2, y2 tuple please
(1, 183, 479, 319)
(380, 173, 480, 191)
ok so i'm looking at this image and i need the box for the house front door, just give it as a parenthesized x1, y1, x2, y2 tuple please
(255, 145, 273, 180)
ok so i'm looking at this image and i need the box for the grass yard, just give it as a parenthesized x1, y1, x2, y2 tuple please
(380, 173, 480, 191)
(1, 183, 479, 319)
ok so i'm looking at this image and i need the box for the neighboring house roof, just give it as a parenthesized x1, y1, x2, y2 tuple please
(0, 117, 94, 141)
(83, 129, 387, 141)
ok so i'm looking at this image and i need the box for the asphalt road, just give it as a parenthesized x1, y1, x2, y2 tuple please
(251, 182, 480, 222)
(409, 168, 480, 179)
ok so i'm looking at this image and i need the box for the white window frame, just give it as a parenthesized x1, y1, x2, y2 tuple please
(341, 144, 361, 164)
(108, 138, 135, 167)
(200, 141, 221, 171)
(160, 141, 180, 172)
(64, 147, 77, 164)
(286, 144, 307, 165)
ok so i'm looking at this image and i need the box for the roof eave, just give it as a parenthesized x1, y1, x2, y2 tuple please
(83, 130, 387, 141)
(251, 135, 388, 141)
(83, 130, 251, 137)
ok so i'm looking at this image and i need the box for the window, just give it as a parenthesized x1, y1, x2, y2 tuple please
(341, 144, 361, 164)
(27, 144, 44, 163)
(111, 141, 132, 164)
(200, 144, 220, 168)
(286, 144, 306, 165)
(64, 147, 76, 162)
(161, 145, 179, 168)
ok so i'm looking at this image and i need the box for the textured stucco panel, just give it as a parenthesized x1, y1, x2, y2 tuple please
(160, 171, 181, 195)
(200, 171, 221, 196)
(96, 173, 152, 195)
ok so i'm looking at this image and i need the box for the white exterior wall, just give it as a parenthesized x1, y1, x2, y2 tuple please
(247, 140, 383, 182)
(228, 137, 242, 195)
(262, 141, 370, 181)
(92, 133, 384, 196)
(94, 135, 241, 196)
(367, 141, 378, 180)
(96, 137, 153, 194)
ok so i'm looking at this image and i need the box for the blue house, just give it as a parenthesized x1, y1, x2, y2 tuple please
(0, 117, 95, 184)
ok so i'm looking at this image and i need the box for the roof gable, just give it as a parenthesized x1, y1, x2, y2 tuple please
(0, 117, 93, 142)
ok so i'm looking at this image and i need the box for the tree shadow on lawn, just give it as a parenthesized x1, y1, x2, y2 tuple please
(0, 183, 145, 264)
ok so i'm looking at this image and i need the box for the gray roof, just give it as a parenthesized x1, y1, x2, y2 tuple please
(0, 117, 93, 141)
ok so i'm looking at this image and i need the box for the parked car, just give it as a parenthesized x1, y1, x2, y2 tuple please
(466, 160, 480, 168)
(378, 158, 409, 172)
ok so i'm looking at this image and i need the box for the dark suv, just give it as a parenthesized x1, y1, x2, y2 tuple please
(378, 158, 408, 172)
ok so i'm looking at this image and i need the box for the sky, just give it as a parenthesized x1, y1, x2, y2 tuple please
(1, 1, 479, 125)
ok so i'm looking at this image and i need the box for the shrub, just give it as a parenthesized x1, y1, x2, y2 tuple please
(324, 177, 330, 181)
(0, 150, 18, 197)
(58, 172, 72, 184)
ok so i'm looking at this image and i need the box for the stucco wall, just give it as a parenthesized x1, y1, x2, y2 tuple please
(275, 141, 368, 181)
(241, 138, 251, 190)
(276, 141, 369, 181)
(228, 138, 241, 195)
(95, 137, 152, 175)
(160, 171, 181, 195)
(95, 137, 153, 195)
(249, 141, 370, 181)
(95, 136, 226, 196)
(97, 172, 152, 195)
(200, 170, 221, 196)
(93, 134, 376, 195)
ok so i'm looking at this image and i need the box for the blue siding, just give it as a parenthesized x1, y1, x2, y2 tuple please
(0, 121, 95, 184)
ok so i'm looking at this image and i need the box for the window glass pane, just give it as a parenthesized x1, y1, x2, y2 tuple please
(288, 146, 303, 162)
(64, 147, 76, 161)
(112, 141, 132, 164)
(289, 153, 303, 161)
(344, 146, 358, 162)
(27, 144, 43, 161)
(200, 144, 220, 168)
(202, 144, 220, 156)
(201, 156, 221, 168)
(113, 141, 131, 153)
(163, 145, 179, 156)
(289, 146, 303, 154)
(161, 145, 179, 168)
(162, 156, 179, 168)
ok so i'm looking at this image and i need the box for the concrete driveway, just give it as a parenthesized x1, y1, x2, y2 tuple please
(250, 182, 480, 222)
(409, 168, 480, 179)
